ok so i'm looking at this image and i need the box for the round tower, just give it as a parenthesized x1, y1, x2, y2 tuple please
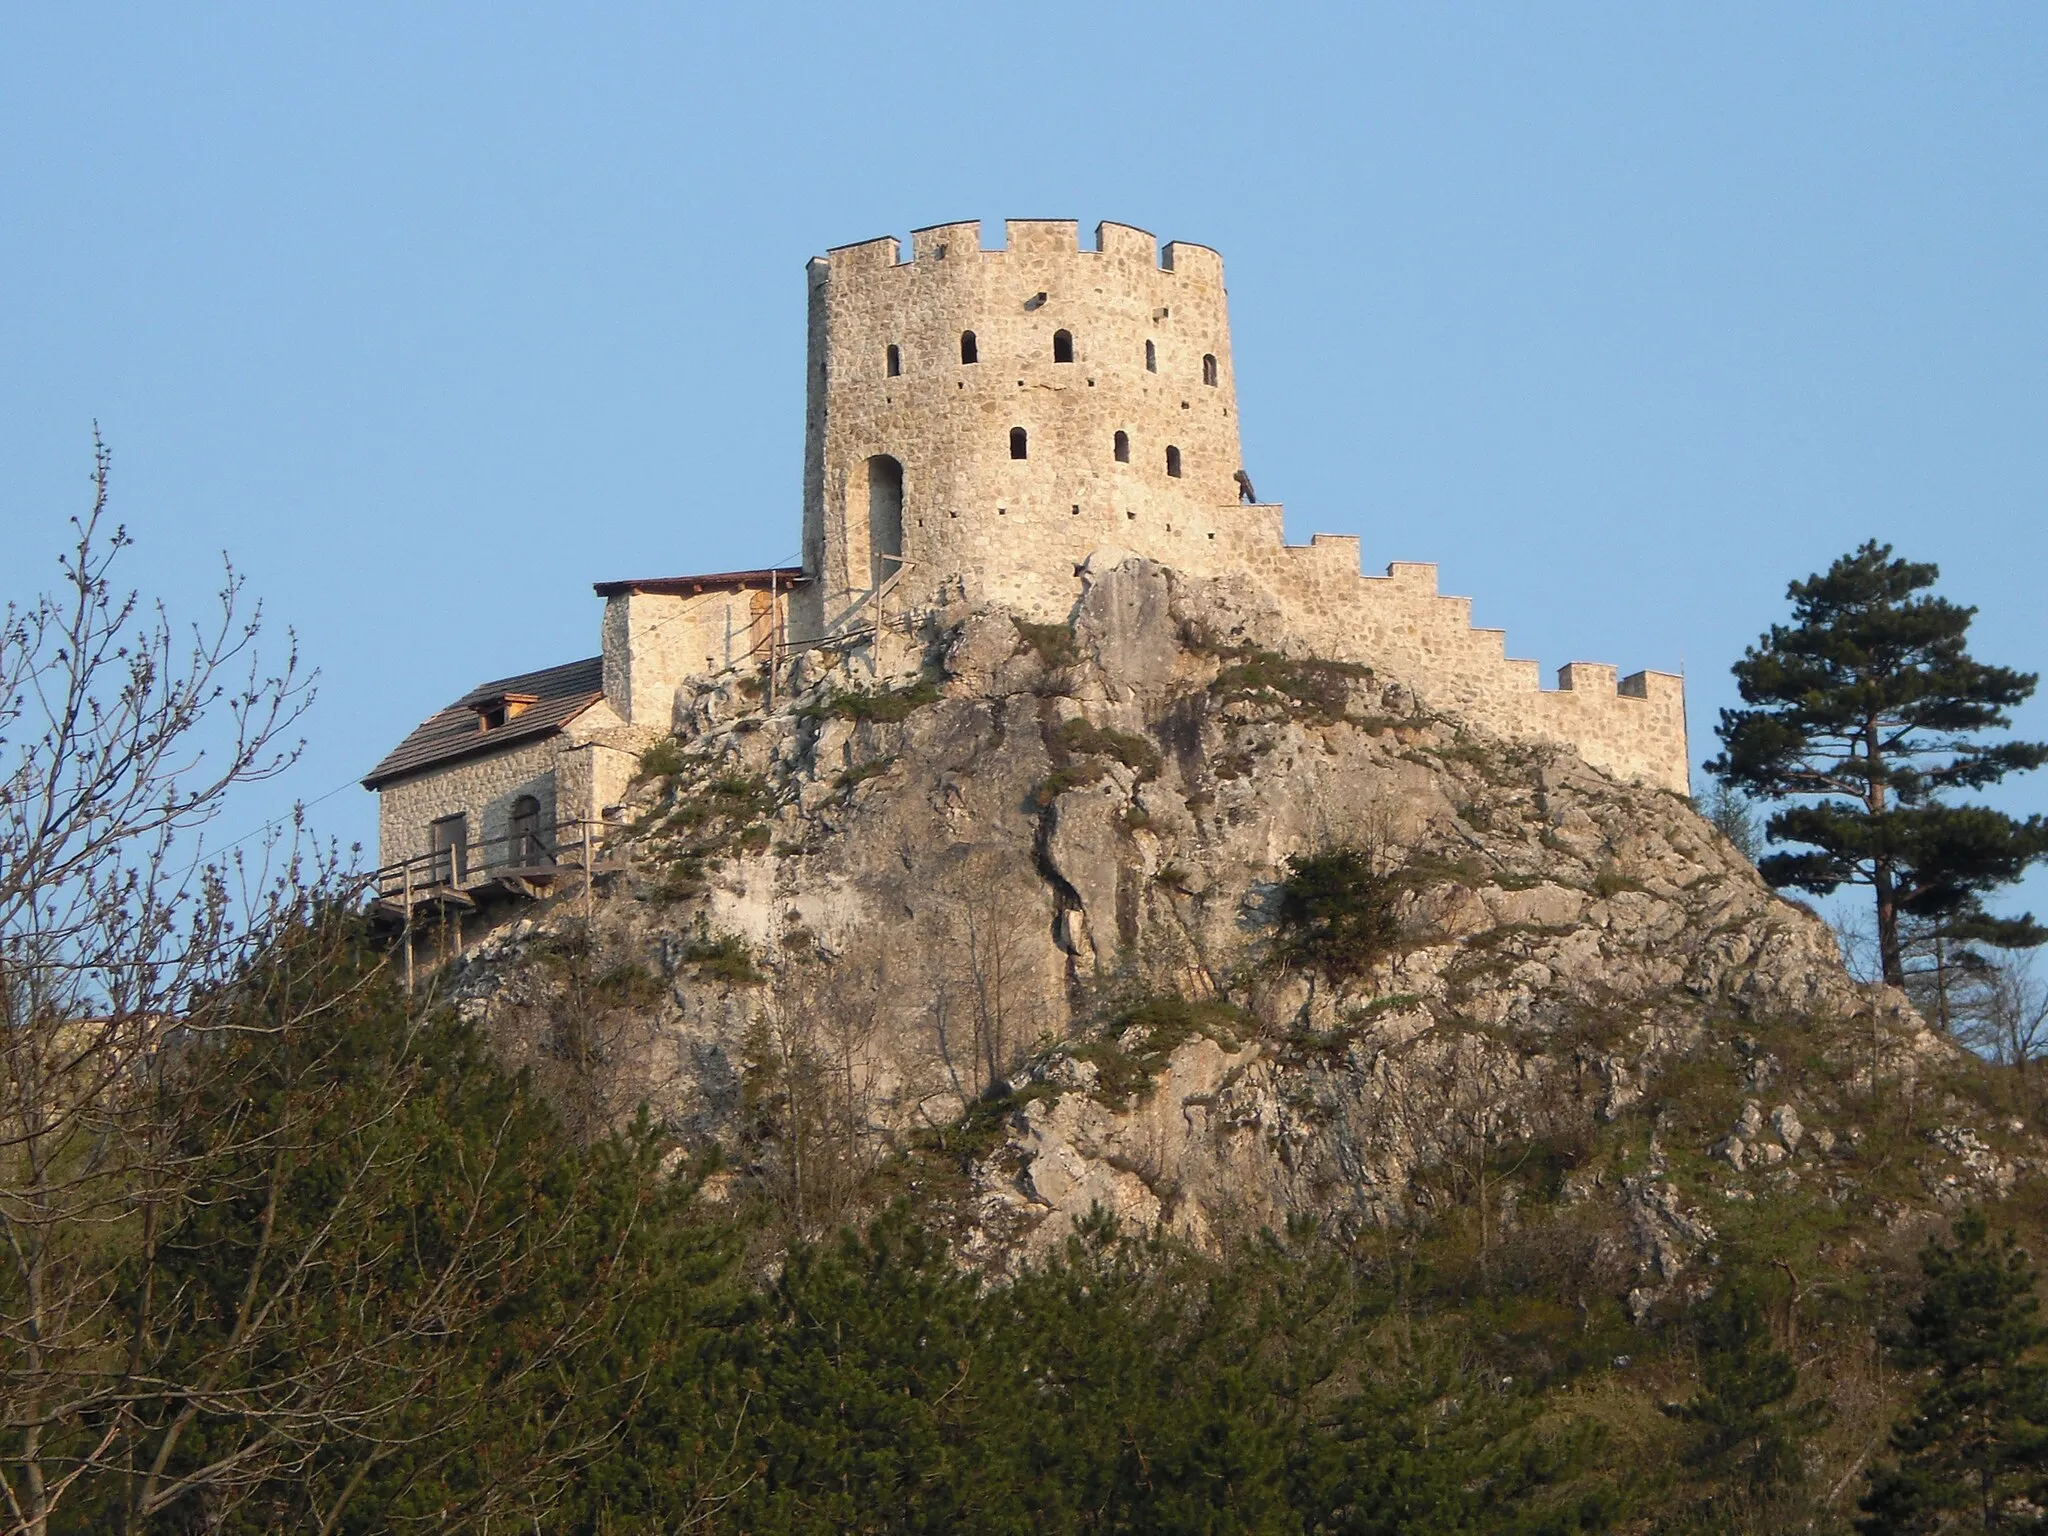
(800, 219, 1249, 631)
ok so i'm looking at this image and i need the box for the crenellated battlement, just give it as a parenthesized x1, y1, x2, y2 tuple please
(802, 216, 1248, 639)
(821, 220, 1227, 286)
(1217, 532, 1689, 789)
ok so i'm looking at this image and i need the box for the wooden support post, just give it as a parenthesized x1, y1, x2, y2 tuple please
(766, 568, 777, 711)
(401, 858, 415, 995)
(582, 821, 594, 922)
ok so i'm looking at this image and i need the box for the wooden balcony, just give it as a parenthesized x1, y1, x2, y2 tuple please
(369, 819, 622, 924)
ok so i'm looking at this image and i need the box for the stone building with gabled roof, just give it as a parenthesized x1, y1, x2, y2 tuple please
(362, 656, 626, 902)
(363, 565, 808, 912)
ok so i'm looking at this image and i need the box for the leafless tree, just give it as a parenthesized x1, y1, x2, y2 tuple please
(925, 845, 1053, 1103)
(740, 956, 888, 1238)
(0, 439, 316, 1532)
(1960, 952, 2048, 1077)
(0, 446, 645, 1534)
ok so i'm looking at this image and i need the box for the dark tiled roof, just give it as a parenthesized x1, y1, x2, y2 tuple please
(592, 567, 807, 598)
(362, 657, 604, 790)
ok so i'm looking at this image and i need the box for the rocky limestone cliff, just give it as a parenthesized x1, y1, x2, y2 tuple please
(446, 557, 2038, 1293)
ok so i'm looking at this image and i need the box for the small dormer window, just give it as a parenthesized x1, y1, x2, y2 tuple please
(476, 692, 537, 731)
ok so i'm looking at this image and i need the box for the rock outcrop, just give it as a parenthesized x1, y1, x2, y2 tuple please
(447, 557, 2028, 1284)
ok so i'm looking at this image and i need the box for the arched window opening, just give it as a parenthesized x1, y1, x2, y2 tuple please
(1165, 445, 1182, 478)
(1009, 427, 1028, 460)
(1144, 339, 1157, 372)
(1202, 353, 1218, 386)
(1052, 329, 1074, 363)
(1113, 430, 1130, 463)
(508, 794, 548, 867)
(866, 454, 904, 588)
(886, 343, 901, 377)
(960, 331, 978, 364)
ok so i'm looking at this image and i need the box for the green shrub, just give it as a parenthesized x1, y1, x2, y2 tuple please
(680, 926, 764, 986)
(594, 961, 666, 1008)
(1013, 618, 1080, 671)
(1591, 862, 1648, 898)
(1057, 717, 1161, 779)
(804, 673, 941, 724)
(1031, 762, 1107, 806)
(637, 737, 686, 780)
(642, 771, 775, 901)
(834, 756, 897, 791)
(1031, 717, 1163, 805)
(1209, 646, 1375, 721)
(1076, 994, 1250, 1108)
(1274, 846, 1405, 983)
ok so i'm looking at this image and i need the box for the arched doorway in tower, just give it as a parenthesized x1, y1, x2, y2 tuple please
(865, 453, 904, 588)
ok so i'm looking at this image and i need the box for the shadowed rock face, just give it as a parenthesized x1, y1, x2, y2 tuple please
(448, 557, 1955, 1275)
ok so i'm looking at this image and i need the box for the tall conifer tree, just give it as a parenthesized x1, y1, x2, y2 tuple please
(1710, 542, 2048, 987)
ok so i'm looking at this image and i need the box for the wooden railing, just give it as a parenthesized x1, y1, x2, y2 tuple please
(370, 818, 622, 992)
(370, 818, 614, 905)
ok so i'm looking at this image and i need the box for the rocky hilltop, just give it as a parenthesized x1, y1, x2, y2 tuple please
(448, 557, 2039, 1298)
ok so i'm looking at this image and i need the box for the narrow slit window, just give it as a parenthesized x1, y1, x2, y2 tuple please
(886, 343, 901, 377)
(1202, 352, 1218, 386)
(1052, 329, 1073, 363)
(1144, 339, 1157, 372)
(1010, 426, 1028, 459)
(1113, 429, 1130, 463)
(960, 331, 978, 364)
(1165, 445, 1182, 477)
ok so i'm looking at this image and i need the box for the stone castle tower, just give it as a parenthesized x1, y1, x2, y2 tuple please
(800, 219, 1252, 633)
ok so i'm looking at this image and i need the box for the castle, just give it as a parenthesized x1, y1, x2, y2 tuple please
(364, 220, 1688, 897)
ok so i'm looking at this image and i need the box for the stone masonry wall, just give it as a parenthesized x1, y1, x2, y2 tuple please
(377, 738, 562, 878)
(604, 591, 781, 729)
(805, 220, 1256, 627)
(1212, 532, 1689, 792)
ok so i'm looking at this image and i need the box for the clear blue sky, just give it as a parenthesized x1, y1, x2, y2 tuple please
(4, 5, 2044, 922)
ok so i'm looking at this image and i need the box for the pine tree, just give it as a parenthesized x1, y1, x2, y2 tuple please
(1709, 541, 2048, 987)
(1857, 1209, 2048, 1533)
(1668, 1281, 1817, 1498)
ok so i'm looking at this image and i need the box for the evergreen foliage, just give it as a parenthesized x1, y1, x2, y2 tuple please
(1858, 1211, 2048, 1533)
(22, 918, 2048, 1534)
(1274, 847, 1406, 984)
(1662, 1276, 1826, 1529)
(74, 922, 734, 1535)
(1708, 542, 2048, 985)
